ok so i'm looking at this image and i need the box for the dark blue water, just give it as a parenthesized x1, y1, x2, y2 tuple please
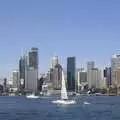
(0, 96, 120, 120)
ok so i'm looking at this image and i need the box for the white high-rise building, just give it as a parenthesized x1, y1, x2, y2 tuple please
(88, 68, 101, 89)
(87, 61, 95, 88)
(111, 54, 120, 85)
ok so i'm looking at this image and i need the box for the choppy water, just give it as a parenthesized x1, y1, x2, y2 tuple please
(0, 96, 120, 120)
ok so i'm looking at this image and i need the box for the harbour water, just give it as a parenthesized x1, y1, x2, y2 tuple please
(0, 96, 120, 120)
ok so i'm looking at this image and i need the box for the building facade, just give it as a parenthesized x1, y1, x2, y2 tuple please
(111, 54, 120, 86)
(52, 64, 62, 90)
(67, 57, 76, 91)
(29, 47, 38, 69)
(88, 68, 101, 89)
(115, 68, 120, 95)
(104, 67, 112, 87)
(12, 70, 20, 89)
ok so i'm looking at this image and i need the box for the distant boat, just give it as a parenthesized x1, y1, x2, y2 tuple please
(52, 70, 76, 105)
(95, 93, 103, 96)
(26, 93, 39, 99)
(84, 101, 90, 105)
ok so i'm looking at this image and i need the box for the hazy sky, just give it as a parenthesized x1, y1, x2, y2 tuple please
(0, 0, 120, 78)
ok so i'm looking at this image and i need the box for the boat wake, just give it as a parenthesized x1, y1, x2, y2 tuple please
(52, 100, 76, 105)
(84, 101, 90, 105)
(52, 70, 76, 105)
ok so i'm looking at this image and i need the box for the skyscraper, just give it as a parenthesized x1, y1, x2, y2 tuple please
(24, 47, 39, 92)
(67, 57, 76, 91)
(87, 61, 95, 70)
(104, 67, 112, 87)
(29, 47, 38, 69)
(77, 69, 87, 92)
(115, 67, 120, 95)
(52, 64, 62, 90)
(51, 56, 59, 69)
(87, 61, 95, 88)
(12, 70, 20, 89)
(19, 56, 25, 88)
(88, 68, 101, 89)
(19, 47, 39, 92)
(111, 54, 120, 85)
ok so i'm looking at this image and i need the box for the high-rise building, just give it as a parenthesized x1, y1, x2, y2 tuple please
(111, 54, 120, 85)
(19, 47, 39, 92)
(29, 47, 38, 69)
(25, 67, 38, 92)
(87, 61, 95, 70)
(77, 69, 87, 92)
(87, 61, 95, 88)
(88, 68, 101, 89)
(104, 67, 112, 87)
(67, 57, 76, 91)
(19, 56, 25, 88)
(51, 56, 59, 69)
(12, 70, 20, 89)
(115, 67, 120, 95)
(52, 64, 62, 90)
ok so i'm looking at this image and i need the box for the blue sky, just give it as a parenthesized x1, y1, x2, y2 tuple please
(0, 0, 120, 78)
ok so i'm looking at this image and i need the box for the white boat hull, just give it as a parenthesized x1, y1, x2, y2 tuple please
(52, 100, 76, 105)
(26, 95, 39, 99)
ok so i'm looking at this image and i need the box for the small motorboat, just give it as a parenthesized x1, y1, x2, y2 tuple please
(26, 94, 39, 99)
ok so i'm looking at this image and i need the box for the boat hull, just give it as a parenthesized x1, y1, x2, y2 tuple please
(52, 100, 76, 105)
(26, 95, 39, 99)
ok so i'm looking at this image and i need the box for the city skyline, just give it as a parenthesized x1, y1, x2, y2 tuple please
(0, 0, 120, 77)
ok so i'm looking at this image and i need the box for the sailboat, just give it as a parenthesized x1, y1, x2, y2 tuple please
(52, 70, 76, 105)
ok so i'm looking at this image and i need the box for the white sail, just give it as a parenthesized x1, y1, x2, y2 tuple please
(61, 71, 68, 100)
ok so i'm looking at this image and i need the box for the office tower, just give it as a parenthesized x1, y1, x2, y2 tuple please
(26, 67, 38, 92)
(51, 56, 59, 69)
(87, 61, 95, 70)
(111, 54, 120, 85)
(88, 68, 101, 89)
(77, 69, 87, 91)
(87, 61, 95, 88)
(104, 67, 112, 87)
(24, 48, 38, 92)
(67, 57, 76, 91)
(115, 68, 120, 95)
(52, 64, 62, 90)
(19, 56, 25, 88)
(29, 47, 38, 69)
(12, 70, 20, 89)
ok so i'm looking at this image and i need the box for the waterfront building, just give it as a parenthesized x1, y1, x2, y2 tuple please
(115, 68, 120, 95)
(77, 69, 87, 92)
(67, 57, 76, 91)
(12, 70, 20, 89)
(87, 61, 95, 88)
(19, 47, 39, 92)
(19, 56, 25, 88)
(88, 68, 101, 89)
(29, 47, 38, 69)
(25, 67, 38, 92)
(111, 54, 120, 86)
(52, 64, 62, 90)
(104, 67, 112, 87)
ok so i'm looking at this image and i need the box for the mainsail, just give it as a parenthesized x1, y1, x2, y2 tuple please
(61, 71, 68, 100)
